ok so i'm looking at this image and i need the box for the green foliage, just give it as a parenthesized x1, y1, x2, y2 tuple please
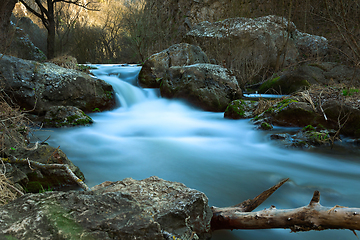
(302, 125, 316, 132)
(261, 122, 273, 130)
(92, 108, 100, 112)
(342, 88, 359, 96)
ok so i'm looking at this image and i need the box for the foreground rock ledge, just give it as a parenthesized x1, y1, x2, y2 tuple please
(0, 176, 212, 240)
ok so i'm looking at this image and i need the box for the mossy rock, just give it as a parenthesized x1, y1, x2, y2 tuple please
(224, 100, 258, 119)
(259, 74, 310, 94)
(43, 106, 93, 128)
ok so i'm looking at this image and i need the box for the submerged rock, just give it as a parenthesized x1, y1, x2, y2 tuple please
(0, 176, 212, 240)
(160, 63, 242, 112)
(138, 43, 210, 88)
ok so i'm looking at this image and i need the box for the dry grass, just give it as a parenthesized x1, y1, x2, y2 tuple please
(0, 166, 18, 205)
(49, 55, 78, 69)
(0, 93, 31, 204)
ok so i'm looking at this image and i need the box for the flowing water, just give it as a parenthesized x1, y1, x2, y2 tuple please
(34, 64, 360, 240)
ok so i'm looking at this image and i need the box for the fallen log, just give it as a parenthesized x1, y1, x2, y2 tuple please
(211, 183, 360, 233)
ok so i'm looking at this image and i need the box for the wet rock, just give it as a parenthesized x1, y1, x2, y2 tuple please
(5, 144, 85, 192)
(184, 15, 328, 85)
(0, 176, 212, 240)
(160, 63, 242, 112)
(0, 54, 115, 115)
(139, 43, 210, 88)
(43, 106, 93, 128)
(224, 100, 258, 119)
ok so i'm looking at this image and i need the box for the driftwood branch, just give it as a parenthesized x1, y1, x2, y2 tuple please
(211, 181, 360, 233)
(1, 156, 90, 191)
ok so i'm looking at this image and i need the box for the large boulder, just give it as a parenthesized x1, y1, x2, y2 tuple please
(138, 43, 210, 88)
(160, 63, 242, 112)
(5, 26, 46, 61)
(0, 176, 212, 240)
(184, 15, 328, 85)
(259, 62, 360, 94)
(0, 55, 115, 115)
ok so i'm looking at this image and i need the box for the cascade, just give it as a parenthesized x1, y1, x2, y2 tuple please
(35, 64, 360, 240)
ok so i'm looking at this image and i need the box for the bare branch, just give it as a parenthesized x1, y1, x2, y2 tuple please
(1, 156, 90, 191)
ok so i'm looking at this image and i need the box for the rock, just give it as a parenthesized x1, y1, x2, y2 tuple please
(253, 98, 325, 128)
(5, 144, 85, 192)
(6, 25, 47, 61)
(259, 62, 360, 94)
(0, 176, 212, 240)
(269, 99, 319, 127)
(138, 43, 210, 88)
(322, 100, 360, 138)
(0, 55, 115, 115)
(224, 99, 258, 119)
(259, 69, 311, 94)
(184, 15, 328, 85)
(160, 63, 242, 112)
(43, 106, 93, 128)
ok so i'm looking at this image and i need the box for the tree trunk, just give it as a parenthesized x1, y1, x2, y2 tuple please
(47, 0, 56, 59)
(0, 0, 17, 52)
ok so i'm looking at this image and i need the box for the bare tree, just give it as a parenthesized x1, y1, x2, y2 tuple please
(18, 0, 97, 59)
(0, 0, 18, 53)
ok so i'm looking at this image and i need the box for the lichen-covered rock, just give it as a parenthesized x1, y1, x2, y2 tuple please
(138, 43, 210, 88)
(5, 144, 85, 192)
(0, 176, 212, 240)
(160, 63, 242, 112)
(43, 106, 93, 128)
(184, 15, 328, 85)
(0, 55, 115, 115)
(224, 100, 258, 119)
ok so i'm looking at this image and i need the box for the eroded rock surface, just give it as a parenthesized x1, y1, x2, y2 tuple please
(0, 55, 115, 115)
(138, 43, 209, 88)
(0, 176, 212, 240)
(184, 15, 328, 85)
(160, 63, 242, 112)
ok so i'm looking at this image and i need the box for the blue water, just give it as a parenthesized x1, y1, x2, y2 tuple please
(34, 64, 360, 240)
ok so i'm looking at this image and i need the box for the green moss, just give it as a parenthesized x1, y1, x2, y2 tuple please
(224, 100, 245, 119)
(253, 115, 260, 121)
(259, 76, 280, 92)
(48, 205, 94, 239)
(275, 98, 298, 112)
(104, 90, 113, 100)
(261, 122, 272, 130)
(302, 125, 316, 132)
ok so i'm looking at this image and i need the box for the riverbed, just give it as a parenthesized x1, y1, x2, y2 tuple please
(34, 64, 360, 240)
